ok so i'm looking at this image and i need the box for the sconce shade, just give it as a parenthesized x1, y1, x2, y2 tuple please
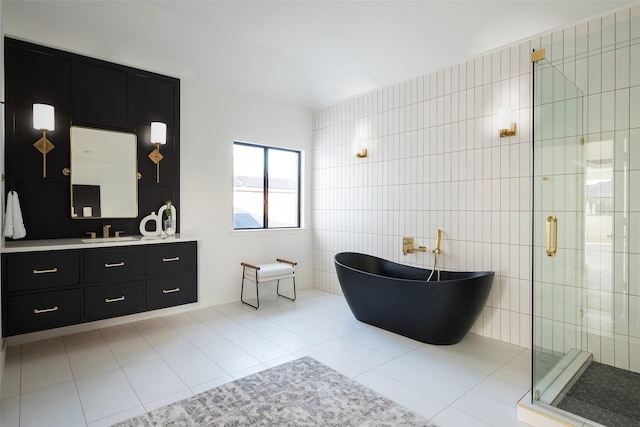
(354, 138, 368, 158)
(498, 108, 510, 129)
(33, 104, 55, 131)
(149, 121, 167, 183)
(498, 108, 516, 137)
(151, 122, 167, 145)
(32, 104, 56, 178)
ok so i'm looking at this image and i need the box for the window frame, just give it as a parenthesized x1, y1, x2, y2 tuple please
(233, 141, 301, 230)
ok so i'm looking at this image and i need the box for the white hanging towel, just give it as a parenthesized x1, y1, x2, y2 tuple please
(3, 191, 13, 238)
(3, 191, 26, 239)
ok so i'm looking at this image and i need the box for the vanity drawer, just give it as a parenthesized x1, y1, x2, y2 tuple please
(146, 272, 196, 310)
(4, 251, 80, 292)
(145, 242, 196, 276)
(84, 246, 143, 284)
(85, 280, 143, 321)
(6, 289, 81, 336)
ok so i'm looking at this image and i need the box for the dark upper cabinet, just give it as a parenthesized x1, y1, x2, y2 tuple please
(4, 37, 180, 240)
(5, 105, 71, 181)
(5, 43, 72, 111)
(72, 61, 130, 130)
(132, 74, 178, 186)
(132, 73, 176, 127)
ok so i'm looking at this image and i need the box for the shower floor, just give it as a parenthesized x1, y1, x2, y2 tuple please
(556, 362, 640, 426)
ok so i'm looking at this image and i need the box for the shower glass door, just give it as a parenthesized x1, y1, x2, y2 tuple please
(532, 56, 586, 405)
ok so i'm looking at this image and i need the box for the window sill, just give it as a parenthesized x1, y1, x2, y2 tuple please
(231, 228, 307, 237)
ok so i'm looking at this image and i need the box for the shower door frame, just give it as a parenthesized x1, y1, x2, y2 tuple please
(531, 50, 589, 406)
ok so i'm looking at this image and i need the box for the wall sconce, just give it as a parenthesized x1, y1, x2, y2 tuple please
(148, 121, 167, 183)
(354, 138, 367, 158)
(498, 108, 516, 138)
(32, 103, 55, 178)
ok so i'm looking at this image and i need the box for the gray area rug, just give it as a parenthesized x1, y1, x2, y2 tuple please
(113, 356, 437, 426)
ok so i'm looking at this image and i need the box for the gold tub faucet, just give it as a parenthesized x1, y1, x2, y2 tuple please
(403, 237, 427, 255)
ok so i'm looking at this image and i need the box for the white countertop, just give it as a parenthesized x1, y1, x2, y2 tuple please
(1, 234, 197, 253)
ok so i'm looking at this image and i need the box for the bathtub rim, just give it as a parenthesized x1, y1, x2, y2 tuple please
(334, 251, 494, 284)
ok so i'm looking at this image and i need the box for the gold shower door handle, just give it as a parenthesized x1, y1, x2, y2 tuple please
(546, 215, 558, 257)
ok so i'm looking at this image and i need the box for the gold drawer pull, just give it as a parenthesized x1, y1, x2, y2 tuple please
(34, 306, 59, 314)
(162, 257, 180, 262)
(105, 296, 125, 303)
(33, 268, 58, 274)
(162, 287, 180, 294)
(104, 262, 125, 268)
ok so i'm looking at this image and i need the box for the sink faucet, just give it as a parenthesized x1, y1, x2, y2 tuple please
(103, 224, 111, 238)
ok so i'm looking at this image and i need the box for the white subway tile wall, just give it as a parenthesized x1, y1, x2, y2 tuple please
(311, 3, 640, 371)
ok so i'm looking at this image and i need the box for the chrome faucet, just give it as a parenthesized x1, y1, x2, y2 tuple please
(102, 224, 111, 238)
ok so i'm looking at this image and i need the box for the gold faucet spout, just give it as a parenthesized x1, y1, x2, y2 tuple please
(406, 247, 426, 254)
(103, 224, 111, 238)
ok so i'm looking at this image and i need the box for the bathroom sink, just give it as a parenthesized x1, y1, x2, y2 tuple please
(80, 236, 137, 243)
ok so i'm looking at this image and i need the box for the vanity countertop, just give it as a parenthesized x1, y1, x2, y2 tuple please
(1, 234, 197, 253)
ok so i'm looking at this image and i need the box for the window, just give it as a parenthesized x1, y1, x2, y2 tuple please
(233, 142, 301, 229)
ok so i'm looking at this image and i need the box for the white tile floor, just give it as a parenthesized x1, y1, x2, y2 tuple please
(0, 289, 532, 426)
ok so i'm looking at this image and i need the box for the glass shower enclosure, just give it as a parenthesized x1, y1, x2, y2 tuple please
(532, 17, 640, 426)
(532, 54, 589, 407)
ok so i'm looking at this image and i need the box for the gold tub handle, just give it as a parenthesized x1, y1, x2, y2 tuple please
(546, 215, 558, 257)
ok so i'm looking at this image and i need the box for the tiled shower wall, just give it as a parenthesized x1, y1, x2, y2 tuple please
(312, 3, 640, 353)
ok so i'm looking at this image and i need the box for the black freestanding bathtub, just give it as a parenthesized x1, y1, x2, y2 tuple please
(334, 252, 494, 345)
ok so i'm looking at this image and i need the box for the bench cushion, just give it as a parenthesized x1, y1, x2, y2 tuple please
(243, 263, 295, 282)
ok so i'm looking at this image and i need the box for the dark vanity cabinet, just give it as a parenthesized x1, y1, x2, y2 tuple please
(4, 250, 81, 335)
(1, 240, 197, 337)
(145, 242, 197, 309)
(84, 280, 144, 322)
(83, 246, 144, 321)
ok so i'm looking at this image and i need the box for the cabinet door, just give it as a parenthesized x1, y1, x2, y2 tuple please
(5, 289, 81, 336)
(5, 251, 80, 292)
(84, 246, 143, 284)
(146, 272, 196, 310)
(145, 242, 196, 276)
(85, 281, 143, 321)
(4, 41, 72, 109)
(132, 73, 177, 186)
(72, 61, 130, 129)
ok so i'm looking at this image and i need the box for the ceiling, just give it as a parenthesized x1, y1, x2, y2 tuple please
(3, 0, 637, 109)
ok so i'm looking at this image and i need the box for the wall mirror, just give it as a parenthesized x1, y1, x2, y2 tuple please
(70, 126, 138, 219)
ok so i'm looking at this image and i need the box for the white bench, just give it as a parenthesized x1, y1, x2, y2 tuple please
(240, 258, 297, 309)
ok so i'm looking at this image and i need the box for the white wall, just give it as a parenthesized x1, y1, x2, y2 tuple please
(180, 80, 313, 305)
(312, 3, 640, 366)
(2, 2, 313, 317)
(312, 45, 533, 348)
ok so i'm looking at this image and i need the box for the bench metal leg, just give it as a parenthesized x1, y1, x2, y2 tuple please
(276, 276, 296, 302)
(240, 266, 259, 309)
